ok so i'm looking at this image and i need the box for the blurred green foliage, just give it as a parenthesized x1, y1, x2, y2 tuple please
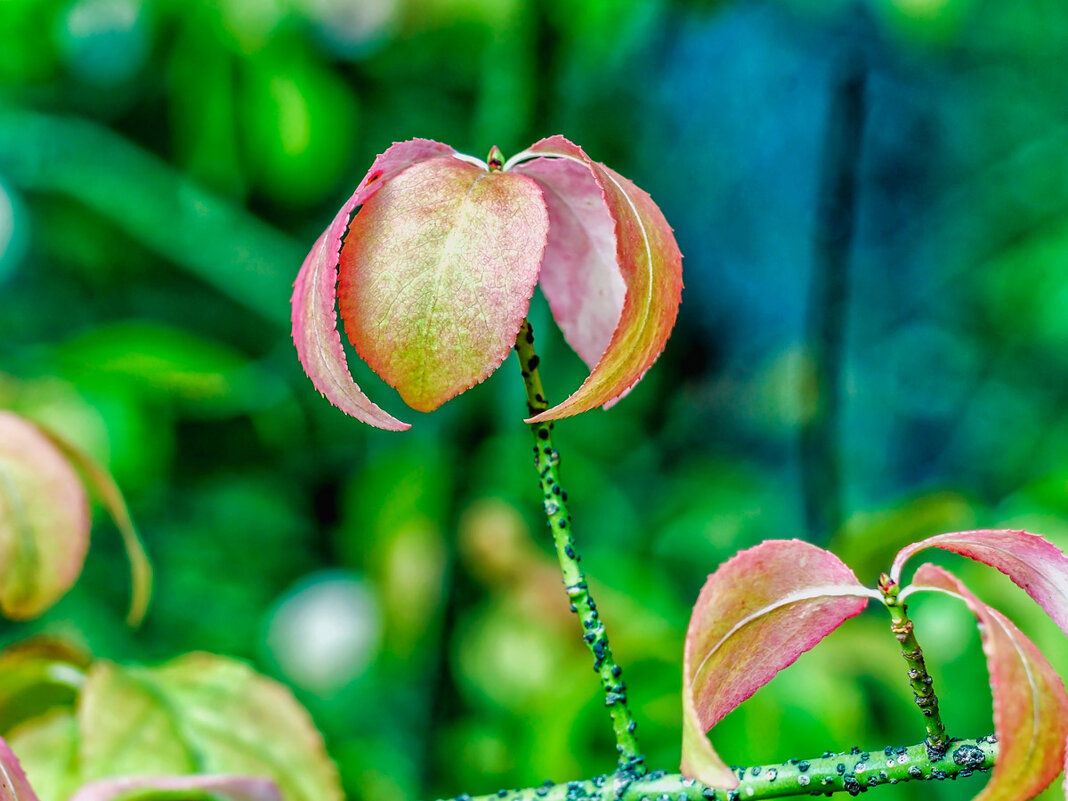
(2, 0, 1068, 800)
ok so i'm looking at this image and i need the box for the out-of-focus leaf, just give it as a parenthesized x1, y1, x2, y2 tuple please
(41, 429, 152, 626)
(891, 528, 1068, 635)
(6, 711, 79, 801)
(0, 638, 88, 732)
(907, 564, 1068, 801)
(0, 737, 41, 801)
(682, 539, 873, 787)
(339, 157, 548, 412)
(0, 411, 89, 619)
(78, 655, 343, 801)
(509, 136, 683, 421)
(68, 774, 282, 801)
(292, 139, 456, 430)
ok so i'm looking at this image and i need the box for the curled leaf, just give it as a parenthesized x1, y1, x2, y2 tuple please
(40, 432, 152, 627)
(907, 564, 1068, 801)
(682, 540, 873, 787)
(510, 136, 683, 421)
(68, 775, 282, 801)
(891, 529, 1068, 635)
(0, 412, 89, 619)
(292, 139, 457, 430)
(0, 737, 41, 801)
(338, 158, 549, 411)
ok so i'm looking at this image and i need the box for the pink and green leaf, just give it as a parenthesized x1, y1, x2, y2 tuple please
(682, 539, 874, 788)
(0, 738, 41, 801)
(892, 529, 1068, 635)
(291, 139, 457, 430)
(68, 775, 282, 801)
(509, 136, 683, 421)
(0, 412, 90, 620)
(508, 154, 625, 370)
(907, 564, 1068, 801)
(338, 158, 549, 412)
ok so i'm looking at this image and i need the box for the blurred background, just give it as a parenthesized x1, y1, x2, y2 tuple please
(2, 0, 1068, 799)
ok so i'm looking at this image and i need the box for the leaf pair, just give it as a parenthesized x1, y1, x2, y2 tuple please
(292, 136, 683, 430)
(682, 529, 1068, 801)
(0, 412, 151, 623)
(0, 649, 343, 801)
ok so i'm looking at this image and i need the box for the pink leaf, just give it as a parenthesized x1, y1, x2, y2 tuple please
(291, 139, 456, 431)
(509, 156, 625, 370)
(891, 529, 1068, 636)
(682, 540, 873, 788)
(0, 412, 89, 620)
(0, 738, 41, 801)
(338, 158, 549, 412)
(907, 564, 1068, 801)
(509, 136, 683, 421)
(69, 775, 282, 801)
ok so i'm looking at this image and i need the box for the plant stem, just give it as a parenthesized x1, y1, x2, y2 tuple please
(437, 735, 997, 801)
(513, 319, 644, 775)
(878, 575, 948, 758)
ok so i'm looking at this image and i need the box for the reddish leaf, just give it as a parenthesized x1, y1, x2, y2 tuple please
(68, 775, 281, 801)
(0, 738, 40, 801)
(338, 158, 548, 412)
(682, 540, 874, 787)
(0, 412, 89, 620)
(907, 564, 1068, 801)
(509, 156, 625, 370)
(891, 529, 1068, 636)
(509, 136, 683, 421)
(291, 139, 456, 430)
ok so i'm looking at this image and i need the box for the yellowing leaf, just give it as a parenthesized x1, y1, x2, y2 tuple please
(0, 412, 89, 619)
(338, 158, 548, 411)
(682, 540, 873, 787)
(907, 564, 1068, 801)
(78, 655, 343, 801)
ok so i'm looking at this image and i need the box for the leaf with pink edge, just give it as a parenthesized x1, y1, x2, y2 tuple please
(68, 775, 281, 801)
(291, 139, 456, 430)
(0, 737, 41, 801)
(891, 529, 1068, 636)
(906, 564, 1068, 801)
(0, 412, 89, 620)
(338, 158, 549, 412)
(509, 136, 683, 421)
(682, 540, 874, 788)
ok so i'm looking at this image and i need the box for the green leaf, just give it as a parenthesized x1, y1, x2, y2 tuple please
(0, 412, 89, 619)
(78, 655, 343, 801)
(6, 711, 79, 801)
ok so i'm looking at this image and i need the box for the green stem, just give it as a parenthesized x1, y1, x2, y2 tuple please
(437, 735, 996, 801)
(879, 575, 948, 758)
(514, 319, 644, 775)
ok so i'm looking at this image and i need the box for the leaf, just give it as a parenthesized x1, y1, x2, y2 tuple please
(0, 737, 41, 801)
(338, 158, 549, 412)
(509, 136, 683, 421)
(78, 654, 343, 801)
(39, 430, 152, 627)
(291, 139, 456, 430)
(891, 529, 1068, 636)
(682, 540, 873, 787)
(907, 564, 1068, 801)
(508, 155, 625, 370)
(6, 710, 79, 801)
(0, 412, 89, 619)
(68, 775, 282, 801)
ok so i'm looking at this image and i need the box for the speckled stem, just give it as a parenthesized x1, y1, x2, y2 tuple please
(514, 319, 644, 775)
(437, 736, 996, 801)
(878, 575, 948, 759)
